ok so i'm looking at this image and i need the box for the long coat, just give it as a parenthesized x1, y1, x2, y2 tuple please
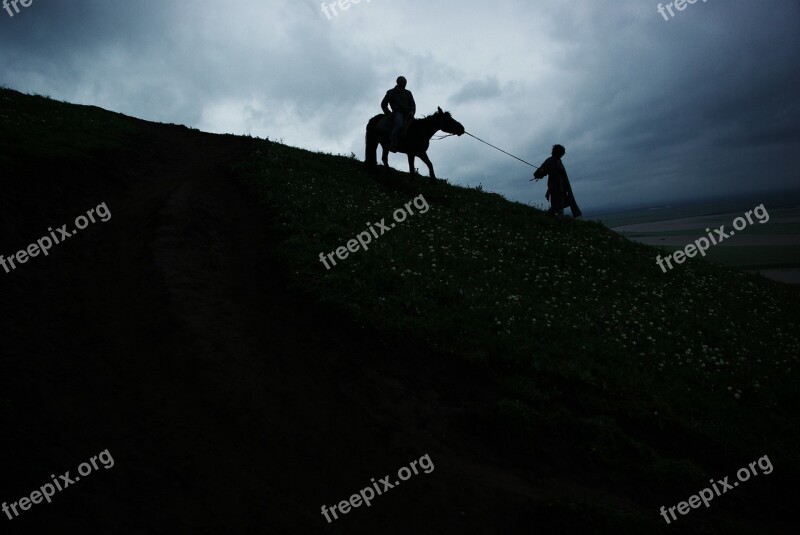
(534, 156, 582, 217)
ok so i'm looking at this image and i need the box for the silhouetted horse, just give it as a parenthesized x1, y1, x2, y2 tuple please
(365, 107, 464, 182)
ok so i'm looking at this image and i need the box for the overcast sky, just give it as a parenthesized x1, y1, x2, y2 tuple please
(2, 0, 798, 211)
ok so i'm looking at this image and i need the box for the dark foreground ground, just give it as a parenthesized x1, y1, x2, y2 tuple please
(1, 114, 542, 535)
(1, 90, 798, 534)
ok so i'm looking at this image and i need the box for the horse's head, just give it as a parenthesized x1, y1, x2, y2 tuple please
(435, 106, 465, 136)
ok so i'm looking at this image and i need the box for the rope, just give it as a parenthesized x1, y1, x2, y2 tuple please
(464, 132, 539, 169)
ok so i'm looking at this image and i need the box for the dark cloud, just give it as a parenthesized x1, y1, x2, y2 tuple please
(450, 77, 502, 104)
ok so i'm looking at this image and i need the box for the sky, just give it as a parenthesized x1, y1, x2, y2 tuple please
(1, 0, 798, 211)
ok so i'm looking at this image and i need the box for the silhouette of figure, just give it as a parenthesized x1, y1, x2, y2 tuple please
(365, 107, 464, 183)
(533, 144, 581, 218)
(381, 76, 416, 152)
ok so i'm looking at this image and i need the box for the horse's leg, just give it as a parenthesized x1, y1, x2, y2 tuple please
(419, 152, 436, 182)
(381, 143, 390, 169)
(365, 127, 377, 170)
(407, 153, 417, 176)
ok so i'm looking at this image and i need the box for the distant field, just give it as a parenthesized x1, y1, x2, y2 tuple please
(606, 205, 800, 283)
(594, 195, 800, 229)
(620, 222, 800, 238)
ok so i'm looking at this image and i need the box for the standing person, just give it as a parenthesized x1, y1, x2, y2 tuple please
(533, 144, 582, 218)
(381, 76, 416, 152)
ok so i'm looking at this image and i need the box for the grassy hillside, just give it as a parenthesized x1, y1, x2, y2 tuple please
(2, 87, 799, 533)
(235, 127, 800, 532)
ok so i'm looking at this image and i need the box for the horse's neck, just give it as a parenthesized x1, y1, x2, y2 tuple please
(414, 116, 439, 139)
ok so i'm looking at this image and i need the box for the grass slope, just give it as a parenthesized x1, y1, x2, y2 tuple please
(235, 134, 800, 532)
(2, 87, 799, 533)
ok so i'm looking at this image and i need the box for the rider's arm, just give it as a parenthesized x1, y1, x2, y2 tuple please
(381, 91, 392, 115)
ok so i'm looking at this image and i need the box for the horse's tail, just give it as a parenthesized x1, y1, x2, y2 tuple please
(365, 114, 383, 166)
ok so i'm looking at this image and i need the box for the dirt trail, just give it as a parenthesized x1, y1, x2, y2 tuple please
(3, 124, 536, 534)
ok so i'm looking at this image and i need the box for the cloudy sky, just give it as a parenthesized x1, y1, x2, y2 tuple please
(1, 0, 798, 211)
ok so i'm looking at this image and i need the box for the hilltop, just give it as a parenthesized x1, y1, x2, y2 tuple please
(1, 87, 798, 534)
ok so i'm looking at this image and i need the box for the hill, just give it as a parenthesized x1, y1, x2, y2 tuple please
(1, 87, 798, 534)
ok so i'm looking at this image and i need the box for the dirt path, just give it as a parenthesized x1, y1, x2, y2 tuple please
(3, 124, 538, 534)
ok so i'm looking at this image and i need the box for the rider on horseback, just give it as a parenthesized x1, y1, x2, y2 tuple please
(381, 76, 416, 152)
